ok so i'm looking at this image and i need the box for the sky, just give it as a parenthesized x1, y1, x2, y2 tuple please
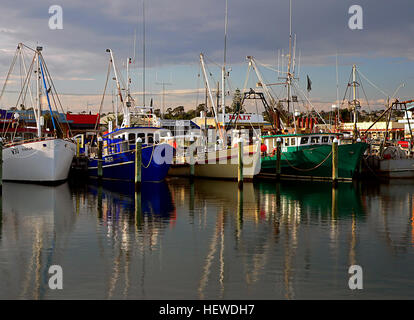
(0, 0, 413, 115)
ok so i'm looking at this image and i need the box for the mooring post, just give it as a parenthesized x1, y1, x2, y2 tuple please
(135, 137, 142, 190)
(189, 135, 195, 180)
(76, 139, 80, 158)
(238, 138, 243, 189)
(332, 138, 339, 186)
(276, 137, 282, 180)
(97, 136, 103, 181)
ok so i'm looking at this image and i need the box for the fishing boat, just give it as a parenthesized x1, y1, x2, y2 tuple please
(0, 44, 75, 183)
(87, 49, 173, 182)
(362, 99, 414, 179)
(260, 133, 368, 180)
(165, 0, 262, 181)
(240, 3, 368, 181)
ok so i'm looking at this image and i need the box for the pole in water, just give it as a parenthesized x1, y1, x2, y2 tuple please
(135, 137, 142, 190)
(332, 138, 339, 186)
(97, 136, 103, 181)
(238, 138, 243, 189)
(76, 139, 80, 158)
(276, 137, 282, 180)
(189, 135, 195, 180)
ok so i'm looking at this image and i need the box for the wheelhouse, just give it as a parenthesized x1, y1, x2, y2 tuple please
(262, 133, 343, 155)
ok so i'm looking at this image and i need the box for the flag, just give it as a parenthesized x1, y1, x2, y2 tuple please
(307, 75, 312, 93)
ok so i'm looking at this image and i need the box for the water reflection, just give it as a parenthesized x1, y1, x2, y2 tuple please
(0, 182, 74, 299)
(0, 178, 414, 299)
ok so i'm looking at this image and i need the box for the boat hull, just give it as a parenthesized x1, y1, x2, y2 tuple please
(88, 144, 173, 182)
(260, 142, 368, 180)
(377, 159, 414, 178)
(168, 143, 261, 180)
(2, 139, 76, 183)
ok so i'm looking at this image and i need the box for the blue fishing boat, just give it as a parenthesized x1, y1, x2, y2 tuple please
(88, 127, 174, 182)
(87, 48, 174, 182)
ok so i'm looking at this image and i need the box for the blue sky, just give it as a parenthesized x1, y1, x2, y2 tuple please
(0, 0, 413, 113)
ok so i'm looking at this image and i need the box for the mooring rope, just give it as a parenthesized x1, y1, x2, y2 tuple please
(280, 150, 333, 172)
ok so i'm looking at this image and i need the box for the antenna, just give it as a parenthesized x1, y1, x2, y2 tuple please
(155, 78, 173, 119)
(142, 0, 146, 107)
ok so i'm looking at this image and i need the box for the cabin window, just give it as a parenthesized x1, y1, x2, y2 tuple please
(300, 137, 309, 145)
(322, 136, 329, 143)
(128, 133, 136, 143)
(330, 136, 335, 142)
(154, 133, 160, 144)
(290, 138, 296, 146)
(137, 133, 145, 142)
(311, 136, 320, 144)
(147, 133, 154, 144)
(284, 138, 290, 147)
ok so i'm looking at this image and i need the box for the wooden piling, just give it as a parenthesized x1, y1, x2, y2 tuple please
(97, 137, 103, 180)
(76, 139, 80, 157)
(135, 138, 142, 190)
(276, 137, 282, 180)
(238, 139, 243, 189)
(332, 138, 339, 186)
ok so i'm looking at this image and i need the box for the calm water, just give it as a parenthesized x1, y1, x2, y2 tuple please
(1, 177, 414, 300)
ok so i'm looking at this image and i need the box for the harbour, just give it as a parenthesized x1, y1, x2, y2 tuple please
(0, 0, 414, 305)
(1, 177, 414, 299)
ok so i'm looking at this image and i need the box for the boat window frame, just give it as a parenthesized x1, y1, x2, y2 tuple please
(310, 136, 320, 144)
(300, 137, 309, 145)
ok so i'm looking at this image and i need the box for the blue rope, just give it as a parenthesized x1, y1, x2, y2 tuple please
(39, 56, 57, 132)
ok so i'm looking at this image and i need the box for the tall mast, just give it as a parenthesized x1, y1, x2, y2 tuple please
(336, 53, 340, 126)
(287, 0, 293, 127)
(352, 64, 358, 138)
(142, 0, 146, 107)
(221, 0, 228, 126)
(36, 47, 42, 137)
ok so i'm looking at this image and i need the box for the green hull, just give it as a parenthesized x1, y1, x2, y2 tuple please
(261, 142, 368, 180)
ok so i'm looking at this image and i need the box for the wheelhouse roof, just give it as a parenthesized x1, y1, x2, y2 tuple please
(262, 132, 344, 138)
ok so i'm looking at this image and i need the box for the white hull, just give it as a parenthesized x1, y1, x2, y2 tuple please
(378, 158, 414, 178)
(169, 143, 261, 180)
(2, 139, 76, 182)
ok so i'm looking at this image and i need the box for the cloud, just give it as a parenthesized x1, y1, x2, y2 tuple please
(0, 0, 413, 112)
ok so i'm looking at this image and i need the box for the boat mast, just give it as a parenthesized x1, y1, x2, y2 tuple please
(221, 0, 228, 127)
(200, 53, 219, 125)
(142, 0, 146, 107)
(352, 64, 358, 139)
(36, 47, 42, 137)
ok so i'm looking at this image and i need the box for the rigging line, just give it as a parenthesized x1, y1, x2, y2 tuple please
(255, 59, 285, 75)
(356, 71, 370, 110)
(341, 70, 353, 106)
(41, 54, 72, 137)
(358, 68, 389, 98)
(195, 64, 201, 109)
(93, 60, 112, 136)
(291, 81, 327, 126)
(43, 67, 65, 135)
(39, 55, 57, 132)
(0, 45, 20, 103)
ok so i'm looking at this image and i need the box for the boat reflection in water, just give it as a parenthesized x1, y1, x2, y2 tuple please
(0, 182, 74, 299)
(1, 177, 414, 299)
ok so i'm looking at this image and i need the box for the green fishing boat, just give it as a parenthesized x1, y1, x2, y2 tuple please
(260, 133, 368, 180)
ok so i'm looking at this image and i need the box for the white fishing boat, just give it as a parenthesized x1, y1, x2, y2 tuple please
(362, 99, 414, 179)
(0, 44, 75, 183)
